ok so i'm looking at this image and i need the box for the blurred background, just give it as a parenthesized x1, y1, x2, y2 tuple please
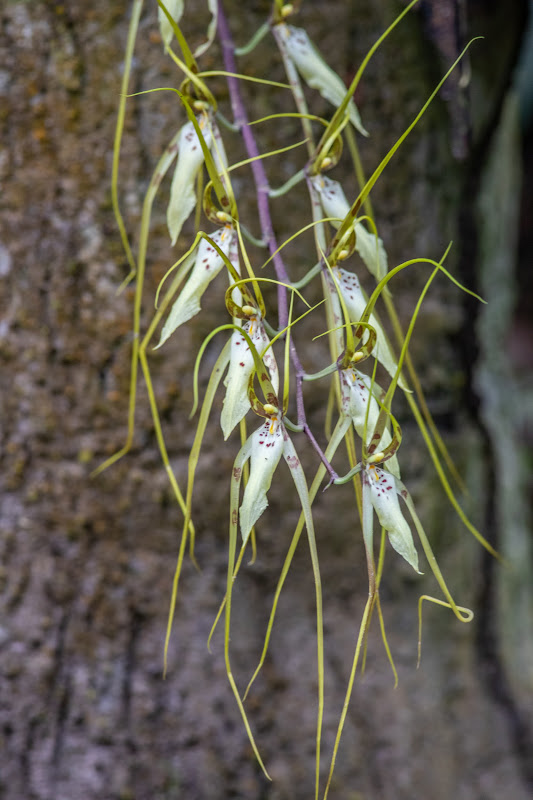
(0, 1, 532, 798)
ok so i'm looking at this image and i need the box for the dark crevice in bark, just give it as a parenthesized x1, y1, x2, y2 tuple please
(50, 610, 72, 781)
(21, 715, 38, 799)
(455, 0, 533, 791)
(51, 673, 72, 782)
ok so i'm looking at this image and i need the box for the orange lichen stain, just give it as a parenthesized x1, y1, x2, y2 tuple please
(32, 126, 47, 143)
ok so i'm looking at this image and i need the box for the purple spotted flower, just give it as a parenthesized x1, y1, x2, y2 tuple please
(312, 175, 388, 282)
(167, 115, 218, 246)
(157, 226, 235, 348)
(340, 368, 400, 478)
(363, 464, 419, 571)
(221, 313, 279, 440)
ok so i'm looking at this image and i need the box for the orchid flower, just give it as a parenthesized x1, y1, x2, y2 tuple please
(226, 351, 325, 789)
(157, 225, 235, 348)
(334, 391, 418, 572)
(238, 409, 286, 542)
(167, 115, 215, 246)
(312, 174, 388, 282)
(228, 348, 309, 548)
(221, 311, 279, 440)
(326, 267, 406, 387)
(283, 25, 368, 137)
(339, 367, 400, 478)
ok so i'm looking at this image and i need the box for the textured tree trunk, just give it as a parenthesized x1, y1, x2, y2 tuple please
(1, 1, 531, 799)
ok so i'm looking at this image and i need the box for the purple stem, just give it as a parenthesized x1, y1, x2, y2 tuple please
(216, 2, 289, 328)
(217, 1, 338, 483)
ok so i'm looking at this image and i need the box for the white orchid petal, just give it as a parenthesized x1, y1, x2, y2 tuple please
(158, 0, 184, 48)
(221, 320, 279, 440)
(167, 119, 212, 246)
(285, 26, 367, 136)
(313, 176, 388, 281)
(311, 175, 350, 226)
(340, 369, 400, 478)
(158, 227, 234, 347)
(194, 0, 218, 57)
(239, 418, 285, 543)
(365, 466, 419, 571)
(221, 327, 253, 440)
(335, 268, 405, 387)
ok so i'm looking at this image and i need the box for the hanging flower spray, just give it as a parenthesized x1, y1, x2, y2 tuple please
(95, 0, 497, 795)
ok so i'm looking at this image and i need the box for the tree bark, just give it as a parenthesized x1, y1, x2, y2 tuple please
(0, 1, 531, 798)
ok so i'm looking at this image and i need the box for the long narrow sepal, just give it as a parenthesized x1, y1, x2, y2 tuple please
(281, 434, 324, 800)
(401, 484, 474, 621)
(224, 437, 271, 780)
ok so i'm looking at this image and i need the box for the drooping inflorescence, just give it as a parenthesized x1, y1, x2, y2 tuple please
(97, 1, 495, 796)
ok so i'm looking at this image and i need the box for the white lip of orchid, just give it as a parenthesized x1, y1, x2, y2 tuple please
(238, 412, 285, 542)
(220, 314, 279, 440)
(365, 463, 420, 572)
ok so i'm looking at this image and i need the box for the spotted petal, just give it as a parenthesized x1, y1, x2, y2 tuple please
(340, 368, 399, 477)
(239, 417, 285, 543)
(157, 227, 234, 347)
(221, 320, 279, 440)
(333, 268, 405, 387)
(167, 118, 212, 246)
(312, 175, 388, 281)
(285, 26, 367, 136)
(365, 465, 419, 571)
